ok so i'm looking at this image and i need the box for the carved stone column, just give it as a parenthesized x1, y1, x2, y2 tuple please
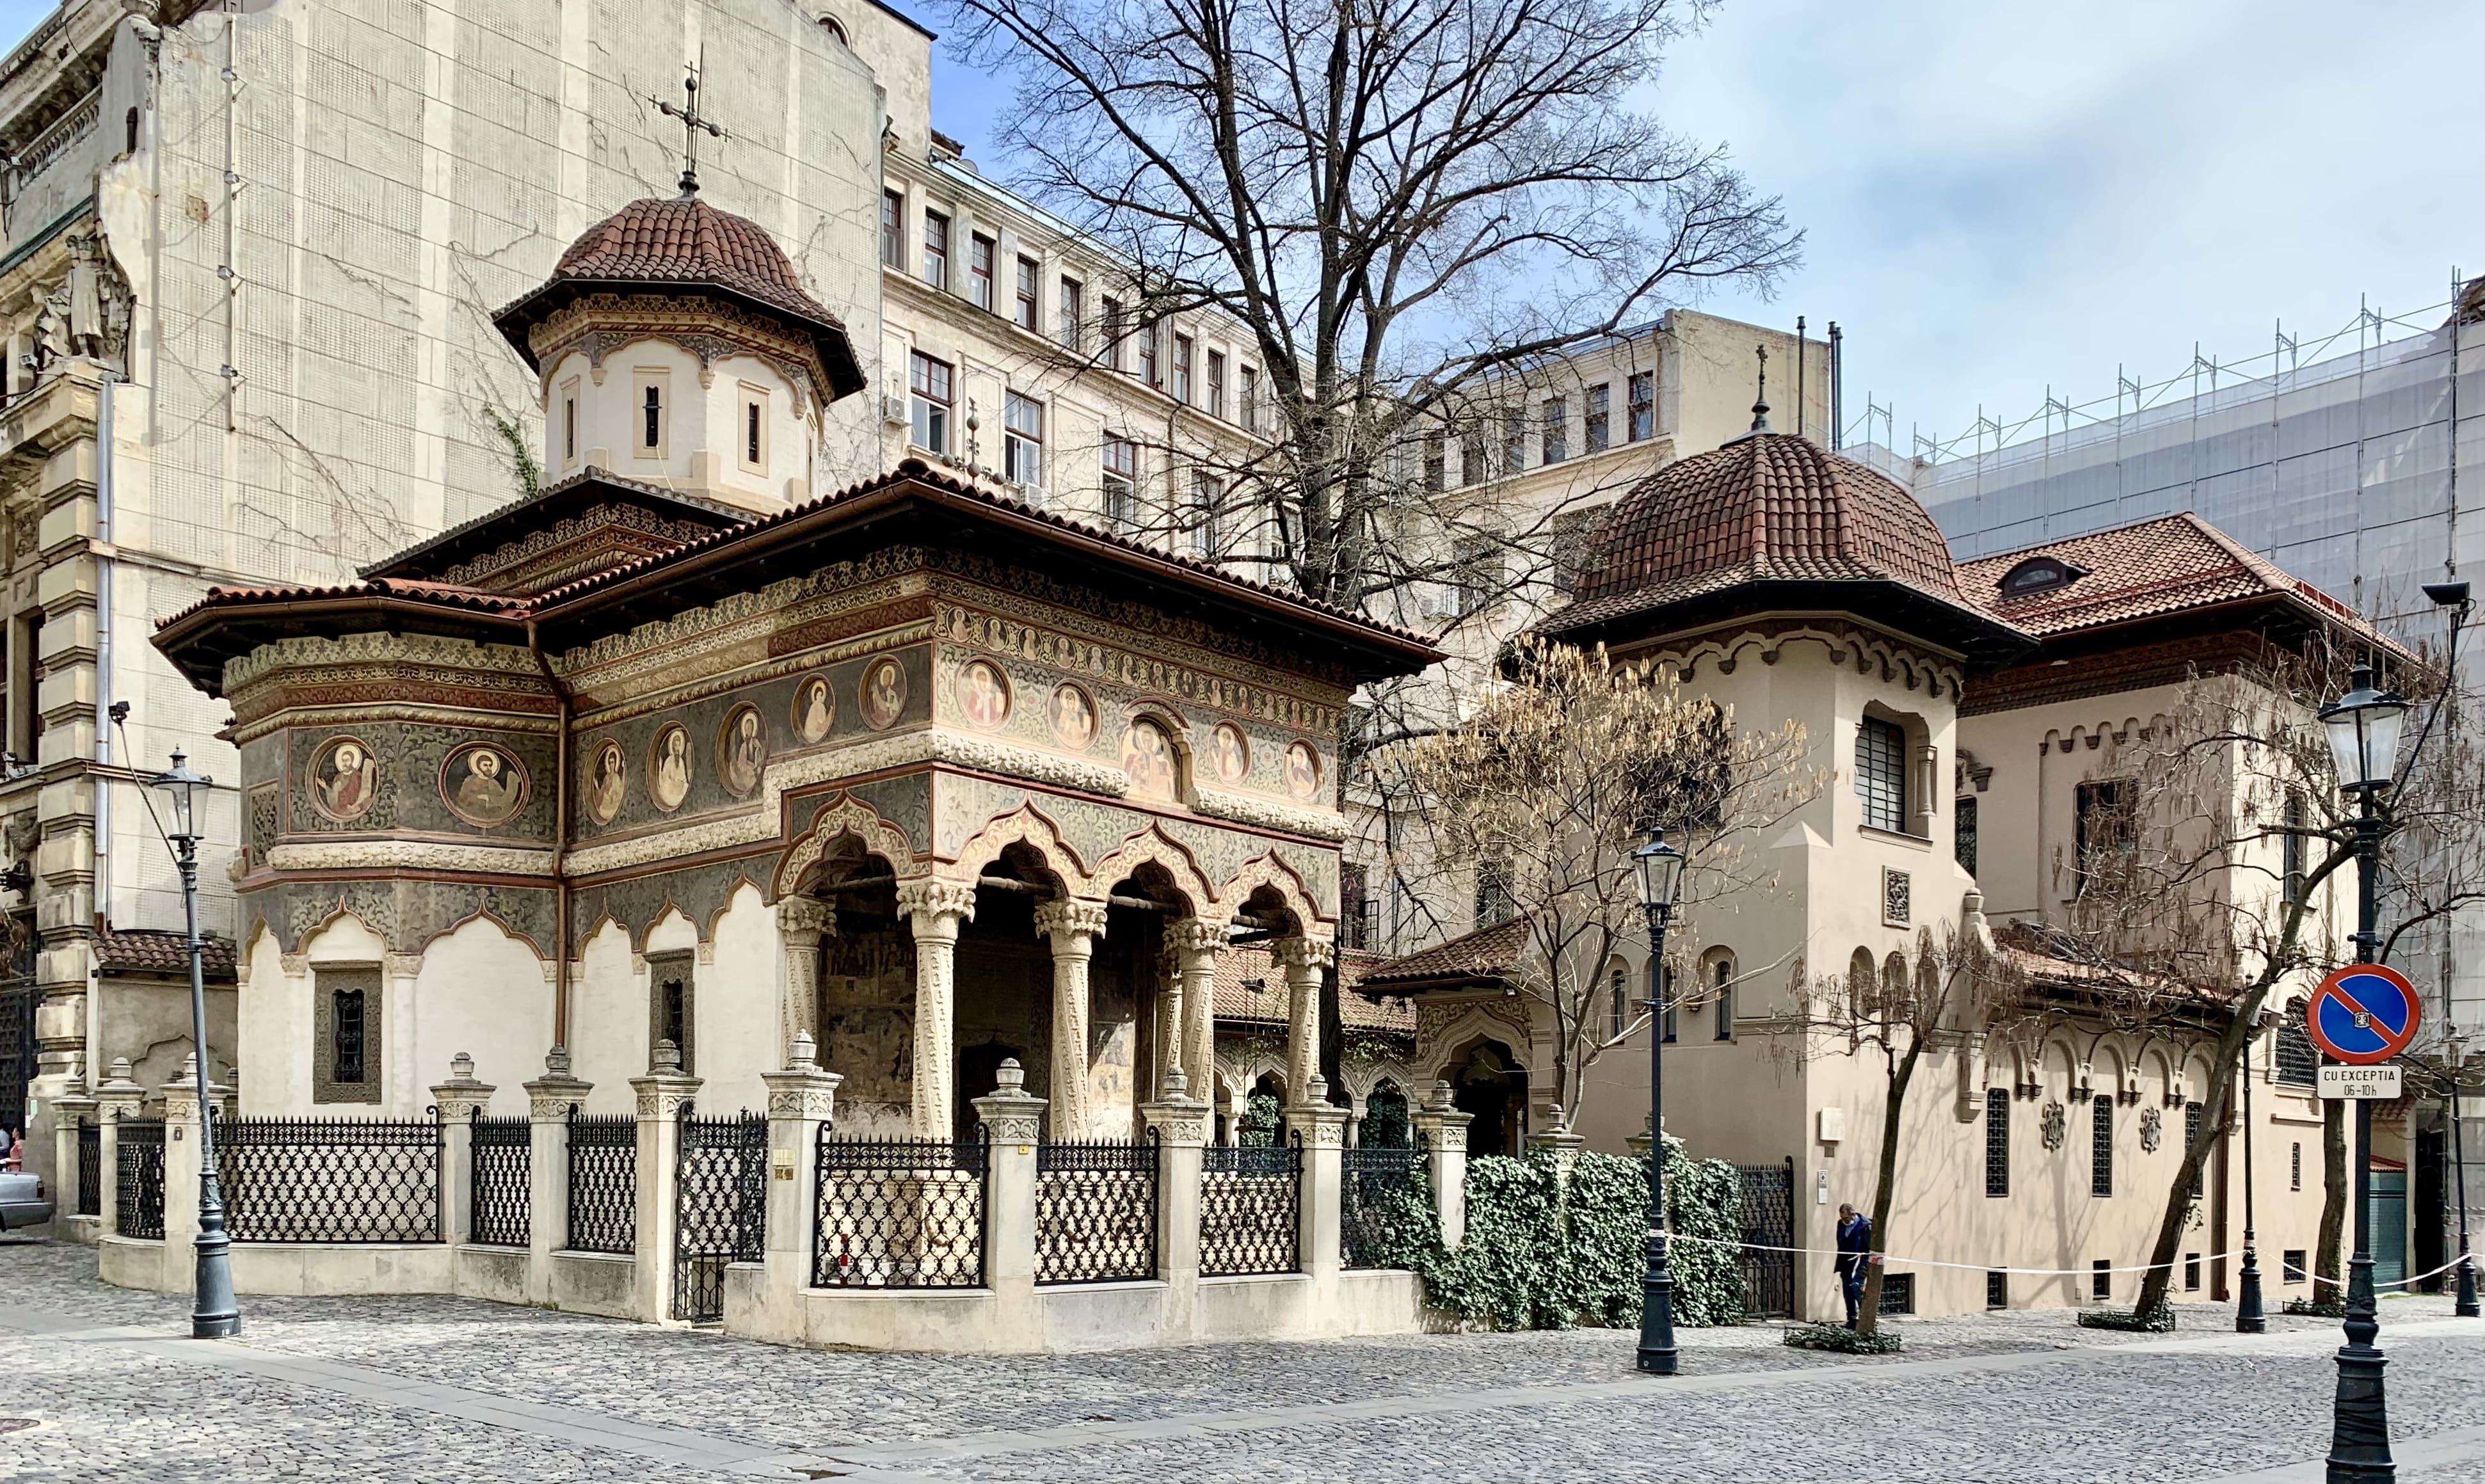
(1410, 1079, 1473, 1249)
(1153, 939, 1186, 1099)
(1273, 936, 1334, 1104)
(522, 1048, 590, 1303)
(755, 1031, 841, 1339)
(896, 878, 977, 1139)
(1032, 898, 1109, 1140)
(776, 897, 833, 1049)
(1170, 918, 1224, 1106)
(429, 1052, 496, 1246)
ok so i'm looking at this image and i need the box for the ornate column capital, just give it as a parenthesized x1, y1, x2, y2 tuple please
(93, 1057, 146, 1116)
(1272, 935, 1336, 974)
(776, 896, 835, 940)
(1287, 1076, 1350, 1147)
(629, 1069, 702, 1121)
(895, 877, 978, 935)
(1169, 917, 1227, 956)
(429, 1051, 497, 1121)
(971, 1057, 1048, 1143)
(762, 1064, 843, 1122)
(523, 1049, 591, 1121)
(1033, 897, 1110, 947)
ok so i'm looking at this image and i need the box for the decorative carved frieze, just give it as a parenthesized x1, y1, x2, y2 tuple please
(264, 841, 559, 877)
(1192, 785, 1346, 841)
(938, 603, 1342, 735)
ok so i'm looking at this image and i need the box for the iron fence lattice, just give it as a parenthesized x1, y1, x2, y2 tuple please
(1201, 1140, 1300, 1275)
(673, 1110, 769, 1322)
(1735, 1158, 1797, 1319)
(813, 1131, 987, 1289)
(116, 1119, 164, 1239)
(1035, 1135, 1158, 1284)
(1339, 1144, 1418, 1269)
(214, 1112, 442, 1243)
(469, 1112, 531, 1247)
(566, 1110, 637, 1256)
(74, 1118, 99, 1217)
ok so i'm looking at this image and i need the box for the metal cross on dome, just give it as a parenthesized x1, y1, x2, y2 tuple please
(654, 61, 728, 199)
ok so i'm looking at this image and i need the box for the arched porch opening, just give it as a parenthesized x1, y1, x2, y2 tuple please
(797, 832, 911, 1134)
(1449, 1039, 1528, 1157)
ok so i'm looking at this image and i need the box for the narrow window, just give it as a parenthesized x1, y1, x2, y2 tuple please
(333, 988, 365, 1084)
(1338, 863, 1370, 952)
(1460, 430, 1487, 488)
(641, 381, 664, 452)
(922, 209, 950, 289)
(969, 234, 996, 311)
(746, 403, 760, 464)
(2075, 779, 2135, 891)
(2091, 1261, 2111, 1301)
(1985, 1087, 2010, 1197)
(879, 190, 904, 267)
(1541, 397, 1567, 464)
(1711, 957, 1733, 1041)
(1171, 333, 1194, 403)
(1191, 470, 1222, 557)
(563, 395, 577, 463)
(1102, 296, 1127, 372)
(908, 351, 952, 455)
(2283, 1249, 2306, 1284)
(1585, 383, 1610, 454)
(1503, 408, 1527, 475)
(739, 387, 767, 473)
(1986, 1270, 2008, 1309)
(1453, 535, 1498, 618)
(1058, 276, 1083, 351)
(1659, 961, 1675, 1042)
(1139, 322, 1160, 387)
(2281, 790, 2308, 908)
(1857, 717, 1906, 833)
(314, 967, 380, 1104)
(648, 952, 696, 1077)
(1206, 349, 1226, 419)
(2185, 1105, 2205, 1197)
(1238, 365, 1258, 433)
(1609, 966, 1628, 1039)
(1956, 794, 1979, 875)
(2091, 1096, 2113, 1197)
(1101, 435, 1139, 529)
(1473, 858, 1513, 929)
(1627, 370, 1655, 440)
(2291, 1141, 2303, 1191)
(1003, 391, 1044, 491)
(1014, 255, 1040, 331)
(2184, 1252, 2201, 1291)
(1423, 433, 1445, 493)
(124, 105, 139, 155)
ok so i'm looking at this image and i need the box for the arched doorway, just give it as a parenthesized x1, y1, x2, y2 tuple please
(1362, 1080, 1410, 1148)
(1449, 1041, 1527, 1157)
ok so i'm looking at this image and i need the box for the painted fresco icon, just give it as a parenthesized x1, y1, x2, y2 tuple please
(956, 660, 1010, 730)
(1120, 719, 1179, 803)
(861, 658, 907, 730)
(308, 737, 380, 824)
(585, 739, 627, 825)
(442, 742, 528, 827)
(1050, 685, 1097, 750)
(1283, 740, 1322, 801)
(1211, 724, 1250, 785)
(721, 703, 769, 797)
(794, 676, 835, 744)
(650, 724, 694, 812)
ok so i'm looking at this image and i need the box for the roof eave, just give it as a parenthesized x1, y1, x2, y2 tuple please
(1542, 577, 2034, 673)
(491, 276, 867, 404)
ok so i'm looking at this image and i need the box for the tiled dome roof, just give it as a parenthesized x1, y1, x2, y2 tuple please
(550, 196, 822, 319)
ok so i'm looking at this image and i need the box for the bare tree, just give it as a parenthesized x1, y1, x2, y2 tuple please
(1387, 636, 1817, 1123)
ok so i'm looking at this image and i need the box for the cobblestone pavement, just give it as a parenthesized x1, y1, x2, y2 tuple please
(2, 1240, 2479, 1483)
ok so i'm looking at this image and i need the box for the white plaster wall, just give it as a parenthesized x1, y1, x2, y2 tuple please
(541, 342, 814, 512)
(410, 915, 552, 1114)
(571, 918, 646, 1117)
(698, 882, 781, 1115)
(234, 923, 301, 1115)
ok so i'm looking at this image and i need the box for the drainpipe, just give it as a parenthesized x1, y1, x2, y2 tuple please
(525, 619, 573, 1050)
(90, 366, 116, 1087)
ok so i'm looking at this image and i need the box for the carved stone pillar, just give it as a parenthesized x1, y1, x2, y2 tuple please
(896, 878, 977, 1139)
(1032, 898, 1109, 1140)
(1273, 936, 1334, 1104)
(1170, 918, 1224, 1105)
(1153, 939, 1186, 1099)
(776, 897, 833, 1048)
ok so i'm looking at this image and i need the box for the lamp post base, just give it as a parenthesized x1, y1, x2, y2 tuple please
(2236, 1248, 2267, 1334)
(191, 1176, 241, 1339)
(2456, 1248, 2479, 1319)
(1636, 1234, 1678, 1375)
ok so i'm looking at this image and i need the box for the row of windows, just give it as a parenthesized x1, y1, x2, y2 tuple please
(556, 374, 776, 479)
(1600, 959, 1736, 1042)
(884, 188, 1264, 432)
(1506, 375, 1657, 470)
(1979, 1092, 2210, 1200)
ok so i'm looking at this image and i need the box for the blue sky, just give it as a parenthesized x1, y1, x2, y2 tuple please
(6, 0, 2473, 450)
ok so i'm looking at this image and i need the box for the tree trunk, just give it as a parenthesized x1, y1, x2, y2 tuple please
(2316, 1096, 2347, 1304)
(1853, 1039, 1926, 1338)
(2131, 985, 2267, 1316)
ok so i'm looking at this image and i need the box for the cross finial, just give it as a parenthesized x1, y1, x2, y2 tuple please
(1748, 343, 1772, 434)
(653, 61, 728, 200)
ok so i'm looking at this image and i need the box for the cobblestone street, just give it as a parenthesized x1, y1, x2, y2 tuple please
(3, 1243, 2479, 1483)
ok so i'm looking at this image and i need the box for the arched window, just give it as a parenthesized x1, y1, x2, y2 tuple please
(819, 13, 849, 44)
(1711, 955, 1734, 1041)
(1607, 960, 1630, 1038)
(1857, 716, 1906, 832)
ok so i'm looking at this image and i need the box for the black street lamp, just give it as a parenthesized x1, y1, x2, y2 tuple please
(2317, 664, 2406, 1484)
(2237, 1021, 2266, 1333)
(154, 749, 239, 1339)
(1633, 825, 1684, 1376)
(2450, 1032, 2478, 1319)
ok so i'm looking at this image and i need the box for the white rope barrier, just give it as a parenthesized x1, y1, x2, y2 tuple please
(1662, 1231, 2481, 1291)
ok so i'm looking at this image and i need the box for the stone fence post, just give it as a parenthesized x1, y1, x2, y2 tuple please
(430, 1053, 495, 1245)
(50, 1086, 95, 1235)
(1529, 1126, 1587, 1188)
(92, 1060, 144, 1238)
(756, 1032, 840, 1334)
(1410, 1080, 1471, 1249)
(1289, 1076, 1348, 1282)
(630, 1040, 701, 1322)
(1142, 1069, 1208, 1336)
(158, 1054, 232, 1273)
(973, 1058, 1046, 1332)
(522, 1049, 590, 1304)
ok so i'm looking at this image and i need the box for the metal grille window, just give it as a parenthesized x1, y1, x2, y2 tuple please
(1035, 1137, 1158, 1284)
(2276, 1005, 2319, 1086)
(1585, 383, 1610, 453)
(2185, 1106, 2205, 1197)
(216, 1115, 442, 1243)
(1877, 1272, 1914, 1315)
(75, 1117, 99, 1217)
(1986, 1269, 2008, 1309)
(2283, 1249, 2307, 1283)
(314, 967, 380, 1105)
(1341, 1143, 1419, 1270)
(2091, 1260, 2111, 1300)
(1857, 717, 1906, 833)
(470, 1112, 531, 1247)
(2184, 1252, 2201, 1291)
(1984, 1087, 2010, 1197)
(566, 1111, 637, 1255)
(1004, 392, 1044, 491)
(2091, 1097, 2113, 1197)
(674, 1112, 768, 1322)
(116, 1119, 164, 1239)
(2292, 1141, 2303, 1190)
(909, 352, 952, 456)
(1201, 1142, 1300, 1275)
(1628, 370, 1655, 440)
(1734, 1159, 1796, 1318)
(814, 1132, 987, 1289)
(1956, 795, 1979, 876)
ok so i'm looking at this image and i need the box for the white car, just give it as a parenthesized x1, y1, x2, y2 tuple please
(0, 1170, 52, 1231)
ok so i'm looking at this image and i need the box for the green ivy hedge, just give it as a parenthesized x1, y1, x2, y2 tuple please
(1360, 1141, 1748, 1330)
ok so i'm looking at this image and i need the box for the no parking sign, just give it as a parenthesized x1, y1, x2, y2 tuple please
(2306, 963, 2422, 1066)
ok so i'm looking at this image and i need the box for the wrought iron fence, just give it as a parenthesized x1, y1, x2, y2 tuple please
(1735, 1158, 1796, 1319)
(1339, 1144, 1419, 1269)
(116, 1118, 164, 1239)
(1201, 1139, 1300, 1276)
(673, 1110, 768, 1322)
(214, 1112, 442, 1243)
(813, 1130, 987, 1289)
(1035, 1135, 1158, 1284)
(470, 1112, 531, 1247)
(566, 1110, 637, 1256)
(74, 1118, 99, 1218)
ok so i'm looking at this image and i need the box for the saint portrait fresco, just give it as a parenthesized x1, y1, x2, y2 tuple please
(861, 658, 907, 730)
(720, 704, 769, 797)
(1284, 741, 1322, 800)
(1120, 719, 1179, 803)
(794, 676, 835, 744)
(1211, 723, 1250, 785)
(956, 660, 1010, 730)
(442, 742, 528, 827)
(1050, 685, 1097, 750)
(308, 737, 380, 824)
(650, 724, 693, 812)
(584, 740, 627, 825)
